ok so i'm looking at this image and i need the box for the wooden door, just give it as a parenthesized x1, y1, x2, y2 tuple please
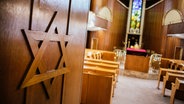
(174, 46, 183, 60)
(165, 37, 181, 59)
(0, 0, 90, 104)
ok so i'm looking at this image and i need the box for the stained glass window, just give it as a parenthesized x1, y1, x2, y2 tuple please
(129, 0, 143, 34)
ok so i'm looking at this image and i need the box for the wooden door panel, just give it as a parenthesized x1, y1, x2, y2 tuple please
(22, 0, 70, 103)
(0, 0, 90, 104)
(26, 77, 63, 104)
(62, 0, 90, 103)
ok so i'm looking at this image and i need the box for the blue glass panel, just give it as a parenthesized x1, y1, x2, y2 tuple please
(130, 0, 143, 34)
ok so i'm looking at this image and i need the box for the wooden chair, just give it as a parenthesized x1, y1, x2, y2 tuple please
(170, 78, 184, 104)
(162, 72, 184, 96)
(157, 68, 184, 89)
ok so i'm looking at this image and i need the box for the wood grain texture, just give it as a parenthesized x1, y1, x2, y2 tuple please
(125, 55, 150, 73)
(87, 0, 128, 51)
(143, 1, 164, 53)
(81, 73, 113, 104)
(84, 58, 120, 65)
(165, 37, 181, 59)
(143, 0, 184, 59)
(21, 30, 71, 89)
(25, 0, 71, 103)
(61, 0, 91, 104)
(167, 22, 184, 34)
(0, 0, 90, 104)
(84, 61, 118, 69)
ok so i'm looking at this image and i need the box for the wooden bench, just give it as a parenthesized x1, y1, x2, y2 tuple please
(162, 72, 184, 96)
(157, 68, 184, 89)
(81, 72, 113, 104)
(84, 58, 120, 75)
(83, 59, 120, 96)
(81, 49, 120, 104)
(160, 58, 184, 70)
(170, 78, 184, 104)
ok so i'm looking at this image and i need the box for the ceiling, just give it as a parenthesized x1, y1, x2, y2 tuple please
(119, 0, 161, 8)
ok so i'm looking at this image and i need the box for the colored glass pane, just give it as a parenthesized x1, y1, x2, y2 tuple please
(130, 0, 143, 34)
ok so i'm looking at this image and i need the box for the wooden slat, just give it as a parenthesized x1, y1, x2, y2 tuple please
(87, 0, 127, 50)
(25, 30, 70, 41)
(82, 49, 120, 103)
(84, 61, 119, 69)
(83, 65, 116, 74)
(21, 68, 70, 88)
(21, 29, 70, 89)
(22, 33, 51, 86)
(24, 29, 52, 96)
(84, 58, 120, 65)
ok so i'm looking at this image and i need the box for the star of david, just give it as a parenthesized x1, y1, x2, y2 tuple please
(21, 29, 71, 98)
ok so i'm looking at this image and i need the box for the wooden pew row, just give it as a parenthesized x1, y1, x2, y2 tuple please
(82, 49, 119, 104)
(85, 49, 116, 61)
(84, 58, 120, 76)
(157, 68, 184, 89)
(81, 72, 113, 104)
(162, 72, 184, 96)
(82, 57, 120, 98)
(170, 61, 184, 70)
(161, 58, 184, 70)
(170, 78, 184, 104)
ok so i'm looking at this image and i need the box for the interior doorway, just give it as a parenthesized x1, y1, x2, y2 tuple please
(91, 38, 98, 49)
(174, 46, 183, 60)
